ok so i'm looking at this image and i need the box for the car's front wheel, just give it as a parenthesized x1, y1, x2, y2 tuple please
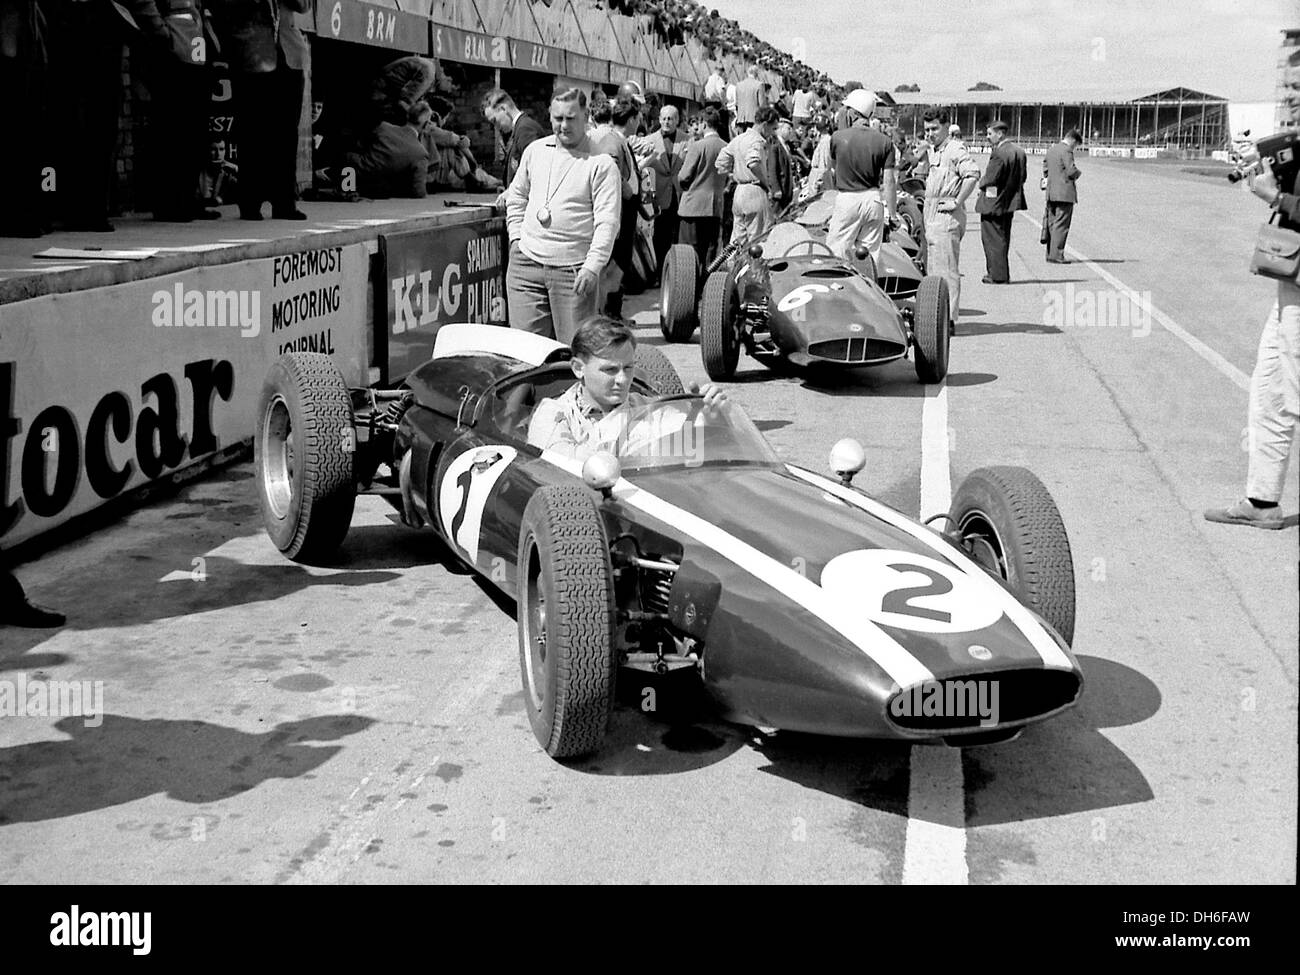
(660, 244, 700, 342)
(949, 466, 1076, 645)
(912, 275, 951, 384)
(517, 484, 616, 759)
(699, 269, 740, 380)
(255, 352, 356, 562)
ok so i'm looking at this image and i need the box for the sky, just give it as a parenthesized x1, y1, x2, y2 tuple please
(707, 0, 1293, 101)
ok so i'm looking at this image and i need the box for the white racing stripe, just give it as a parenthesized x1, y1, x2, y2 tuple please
(785, 465, 1074, 671)
(540, 450, 935, 689)
(1021, 213, 1250, 391)
(902, 381, 969, 885)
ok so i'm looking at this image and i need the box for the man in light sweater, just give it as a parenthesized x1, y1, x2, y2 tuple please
(505, 88, 622, 344)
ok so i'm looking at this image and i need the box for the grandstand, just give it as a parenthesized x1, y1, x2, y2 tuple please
(890, 86, 1230, 155)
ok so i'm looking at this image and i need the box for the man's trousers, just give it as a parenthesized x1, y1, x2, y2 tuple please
(980, 211, 1014, 282)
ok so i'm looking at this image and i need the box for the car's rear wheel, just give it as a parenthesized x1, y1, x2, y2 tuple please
(255, 352, 356, 563)
(634, 344, 685, 395)
(517, 484, 616, 759)
(912, 275, 950, 384)
(700, 269, 740, 380)
(949, 466, 1076, 645)
(660, 244, 700, 342)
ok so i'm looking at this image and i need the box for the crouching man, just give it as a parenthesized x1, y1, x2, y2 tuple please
(527, 316, 728, 461)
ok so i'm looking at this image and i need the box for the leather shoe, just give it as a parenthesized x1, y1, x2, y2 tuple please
(981, 275, 1009, 284)
(272, 207, 309, 221)
(239, 207, 264, 221)
(194, 208, 222, 220)
(1046, 257, 1069, 264)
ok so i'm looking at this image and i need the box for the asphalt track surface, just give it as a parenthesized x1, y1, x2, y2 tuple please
(2, 156, 1296, 884)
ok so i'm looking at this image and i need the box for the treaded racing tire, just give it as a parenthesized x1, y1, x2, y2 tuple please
(517, 484, 616, 758)
(660, 244, 700, 342)
(913, 275, 951, 384)
(634, 344, 686, 395)
(699, 269, 740, 380)
(255, 352, 356, 563)
(949, 466, 1076, 645)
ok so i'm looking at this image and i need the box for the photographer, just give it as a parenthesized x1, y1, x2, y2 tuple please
(1204, 144, 1300, 530)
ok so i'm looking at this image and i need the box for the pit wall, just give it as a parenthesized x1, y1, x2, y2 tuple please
(0, 206, 506, 550)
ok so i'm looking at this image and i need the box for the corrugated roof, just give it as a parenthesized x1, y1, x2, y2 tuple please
(888, 87, 1227, 106)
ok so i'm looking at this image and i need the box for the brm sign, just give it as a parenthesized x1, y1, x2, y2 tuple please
(0, 359, 234, 542)
(317, 0, 430, 53)
(382, 216, 507, 381)
(431, 23, 565, 74)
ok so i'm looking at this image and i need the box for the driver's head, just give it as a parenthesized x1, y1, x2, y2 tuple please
(570, 316, 637, 412)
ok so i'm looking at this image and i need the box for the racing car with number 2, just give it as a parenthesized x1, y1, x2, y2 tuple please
(254, 326, 1083, 759)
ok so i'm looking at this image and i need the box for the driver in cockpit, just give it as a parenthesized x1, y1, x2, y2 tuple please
(527, 315, 728, 461)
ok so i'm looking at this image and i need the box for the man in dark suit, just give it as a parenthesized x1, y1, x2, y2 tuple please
(976, 119, 1027, 283)
(210, 0, 310, 221)
(483, 87, 544, 189)
(642, 104, 688, 283)
(1043, 129, 1082, 263)
(0, 0, 50, 237)
(676, 106, 727, 266)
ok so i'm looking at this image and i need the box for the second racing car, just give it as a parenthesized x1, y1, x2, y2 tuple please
(658, 194, 949, 384)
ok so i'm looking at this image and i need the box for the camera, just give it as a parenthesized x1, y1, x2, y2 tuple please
(1228, 128, 1300, 186)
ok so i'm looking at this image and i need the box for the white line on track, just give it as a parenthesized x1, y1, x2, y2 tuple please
(902, 381, 969, 886)
(1021, 213, 1250, 390)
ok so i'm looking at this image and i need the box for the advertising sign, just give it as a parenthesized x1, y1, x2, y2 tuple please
(0, 244, 369, 546)
(382, 217, 507, 380)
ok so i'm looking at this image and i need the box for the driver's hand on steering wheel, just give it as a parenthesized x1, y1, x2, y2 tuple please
(689, 382, 729, 415)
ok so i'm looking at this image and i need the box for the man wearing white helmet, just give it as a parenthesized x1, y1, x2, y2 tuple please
(825, 88, 896, 263)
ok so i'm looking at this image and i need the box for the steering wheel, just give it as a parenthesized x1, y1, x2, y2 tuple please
(783, 239, 838, 259)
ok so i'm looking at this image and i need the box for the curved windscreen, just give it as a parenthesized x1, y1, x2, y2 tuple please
(612, 398, 781, 472)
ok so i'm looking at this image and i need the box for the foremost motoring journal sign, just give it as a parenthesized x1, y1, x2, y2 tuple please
(0, 245, 368, 546)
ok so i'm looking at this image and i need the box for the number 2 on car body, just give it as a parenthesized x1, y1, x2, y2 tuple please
(821, 549, 1003, 634)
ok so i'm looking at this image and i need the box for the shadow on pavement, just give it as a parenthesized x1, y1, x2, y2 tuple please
(744, 654, 1157, 826)
(1014, 278, 1090, 285)
(966, 321, 1062, 336)
(945, 372, 999, 388)
(0, 713, 374, 824)
(559, 671, 748, 776)
(0, 552, 406, 673)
